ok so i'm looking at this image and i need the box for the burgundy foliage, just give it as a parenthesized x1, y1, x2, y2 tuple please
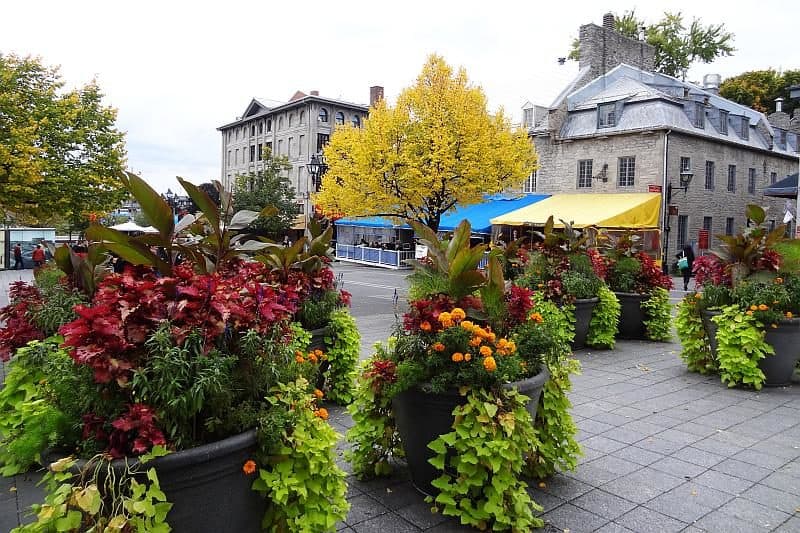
(692, 255, 730, 287)
(505, 285, 535, 327)
(0, 282, 44, 361)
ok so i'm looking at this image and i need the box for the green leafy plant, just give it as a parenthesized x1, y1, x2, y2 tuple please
(713, 305, 772, 389)
(253, 379, 349, 532)
(641, 287, 672, 341)
(586, 285, 620, 349)
(296, 289, 341, 330)
(323, 308, 361, 404)
(675, 294, 716, 374)
(428, 388, 544, 531)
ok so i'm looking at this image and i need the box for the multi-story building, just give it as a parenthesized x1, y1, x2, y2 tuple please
(218, 87, 382, 230)
(521, 13, 799, 265)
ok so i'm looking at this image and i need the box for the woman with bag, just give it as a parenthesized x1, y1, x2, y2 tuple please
(676, 244, 695, 291)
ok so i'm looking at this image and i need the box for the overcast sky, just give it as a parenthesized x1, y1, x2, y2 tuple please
(2, 0, 797, 193)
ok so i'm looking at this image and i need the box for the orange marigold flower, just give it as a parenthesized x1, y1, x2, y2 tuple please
(469, 336, 482, 347)
(242, 460, 257, 475)
(786, 311, 793, 318)
(314, 349, 324, 357)
(438, 312, 452, 324)
(750, 305, 758, 311)
(420, 321, 432, 332)
(529, 312, 544, 324)
(314, 408, 329, 420)
(775, 277, 784, 284)
(506, 341, 516, 354)
(486, 332, 496, 343)
(495, 348, 507, 357)
(295, 350, 304, 358)
(758, 304, 769, 311)
(496, 338, 509, 349)
(295, 354, 305, 363)
(537, 283, 544, 289)
(451, 352, 464, 363)
(694, 293, 702, 299)
(313, 389, 324, 399)
(451, 308, 466, 321)
(464, 353, 472, 361)
(432, 342, 446, 352)
(461, 320, 475, 331)
(479, 345, 493, 357)
(483, 356, 497, 372)
(746, 310, 753, 316)
(308, 353, 319, 363)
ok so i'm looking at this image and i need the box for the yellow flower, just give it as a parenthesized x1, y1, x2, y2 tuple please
(438, 312, 452, 324)
(506, 341, 516, 354)
(451, 308, 466, 321)
(486, 331, 496, 343)
(496, 338, 509, 349)
(479, 345, 493, 357)
(483, 356, 497, 372)
(750, 305, 758, 311)
(432, 342, 445, 352)
(786, 311, 793, 318)
(464, 353, 472, 361)
(746, 310, 753, 316)
(242, 460, 257, 475)
(758, 304, 769, 311)
(694, 293, 702, 299)
(451, 352, 464, 363)
(460, 320, 474, 331)
(775, 277, 784, 284)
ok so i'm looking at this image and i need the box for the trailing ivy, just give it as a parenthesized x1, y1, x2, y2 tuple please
(345, 353, 403, 479)
(428, 388, 544, 531)
(586, 285, 620, 349)
(254, 378, 349, 532)
(712, 305, 771, 390)
(323, 308, 361, 404)
(642, 287, 672, 341)
(675, 294, 716, 374)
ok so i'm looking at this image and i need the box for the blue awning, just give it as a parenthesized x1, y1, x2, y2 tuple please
(335, 194, 551, 234)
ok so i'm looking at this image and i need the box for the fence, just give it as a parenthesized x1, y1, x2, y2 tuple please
(335, 244, 416, 269)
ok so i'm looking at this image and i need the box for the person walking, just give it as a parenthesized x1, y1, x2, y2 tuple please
(32, 244, 46, 268)
(676, 244, 695, 291)
(12, 243, 23, 269)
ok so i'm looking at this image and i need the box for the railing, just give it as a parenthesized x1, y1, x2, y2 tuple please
(335, 244, 416, 269)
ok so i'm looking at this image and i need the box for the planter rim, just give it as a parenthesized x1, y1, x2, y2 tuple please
(408, 366, 551, 397)
(573, 296, 600, 304)
(612, 291, 649, 298)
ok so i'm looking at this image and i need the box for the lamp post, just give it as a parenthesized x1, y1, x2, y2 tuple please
(662, 170, 694, 274)
(307, 153, 328, 192)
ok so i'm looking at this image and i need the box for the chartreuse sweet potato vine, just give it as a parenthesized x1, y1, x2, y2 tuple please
(642, 287, 672, 341)
(675, 294, 716, 374)
(586, 285, 620, 349)
(253, 378, 349, 532)
(428, 388, 544, 531)
(712, 305, 771, 390)
(323, 308, 361, 405)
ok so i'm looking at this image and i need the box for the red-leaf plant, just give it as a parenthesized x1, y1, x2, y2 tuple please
(0, 282, 44, 361)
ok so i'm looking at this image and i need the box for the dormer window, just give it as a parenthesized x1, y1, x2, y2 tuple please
(598, 103, 616, 128)
(694, 102, 705, 128)
(740, 117, 749, 140)
(523, 107, 534, 128)
(719, 110, 728, 135)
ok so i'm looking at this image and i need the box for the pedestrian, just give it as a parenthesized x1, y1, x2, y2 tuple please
(12, 243, 23, 270)
(282, 235, 291, 247)
(676, 244, 695, 291)
(32, 244, 46, 268)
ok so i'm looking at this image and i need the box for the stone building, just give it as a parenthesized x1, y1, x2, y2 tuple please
(522, 13, 799, 265)
(218, 87, 382, 229)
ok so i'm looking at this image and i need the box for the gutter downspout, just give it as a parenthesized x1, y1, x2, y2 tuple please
(662, 129, 672, 274)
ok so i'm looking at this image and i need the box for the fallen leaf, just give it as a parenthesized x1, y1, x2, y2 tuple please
(538, 482, 546, 489)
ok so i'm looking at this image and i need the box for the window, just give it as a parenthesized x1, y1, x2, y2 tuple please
(769, 220, 776, 231)
(227, 150, 231, 166)
(249, 145, 255, 162)
(277, 139, 283, 155)
(777, 129, 786, 148)
(677, 215, 688, 247)
(267, 119, 272, 132)
(523, 170, 537, 193)
(258, 122, 263, 134)
(618, 156, 635, 187)
(250, 124, 256, 136)
(725, 217, 735, 236)
(577, 159, 593, 188)
(680, 157, 691, 174)
(335, 111, 345, 125)
(748, 168, 756, 194)
(741, 117, 749, 140)
(598, 103, 616, 128)
(523, 108, 534, 127)
(770, 172, 777, 185)
(703, 216, 713, 232)
(719, 110, 728, 135)
(299, 135, 305, 155)
(235, 148, 239, 164)
(235, 128, 239, 140)
(727, 165, 736, 192)
(257, 143, 262, 161)
(704, 161, 715, 190)
(287, 137, 293, 158)
(352, 115, 361, 127)
(694, 102, 705, 128)
(299, 111, 306, 125)
(278, 117, 284, 130)
(318, 108, 328, 122)
(316, 133, 330, 153)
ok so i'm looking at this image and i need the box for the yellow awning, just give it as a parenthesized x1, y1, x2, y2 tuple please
(490, 193, 662, 229)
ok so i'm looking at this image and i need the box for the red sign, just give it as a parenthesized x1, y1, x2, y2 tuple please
(698, 229, 709, 250)
(668, 205, 679, 216)
(648, 185, 662, 193)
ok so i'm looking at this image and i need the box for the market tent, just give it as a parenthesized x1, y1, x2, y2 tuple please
(490, 193, 662, 229)
(764, 173, 798, 198)
(109, 221, 159, 233)
(438, 194, 549, 233)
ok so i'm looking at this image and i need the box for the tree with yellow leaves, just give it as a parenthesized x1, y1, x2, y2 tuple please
(314, 55, 537, 232)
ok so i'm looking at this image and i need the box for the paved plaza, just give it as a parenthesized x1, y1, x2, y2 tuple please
(2, 265, 799, 532)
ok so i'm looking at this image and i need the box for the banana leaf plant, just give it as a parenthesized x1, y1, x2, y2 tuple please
(254, 219, 334, 282)
(533, 216, 591, 255)
(51, 241, 110, 297)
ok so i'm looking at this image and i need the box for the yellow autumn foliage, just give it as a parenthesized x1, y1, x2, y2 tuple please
(314, 54, 537, 231)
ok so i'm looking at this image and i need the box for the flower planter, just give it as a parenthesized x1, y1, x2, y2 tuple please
(700, 309, 721, 358)
(392, 367, 550, 496)
(760, 318, 800, 387)
(614, 292, 648, 340)
(571, 297, 599, 350)
(52, 430, 265, 532)
(308, 325, 330, 352)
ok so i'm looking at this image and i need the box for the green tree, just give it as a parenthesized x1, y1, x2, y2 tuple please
(568, 10, 735, 80)
(315, 54, 536, 232)
(232, 150, 298, 238)
(720, 69, 800, 115)
(0, 54, 127, 227)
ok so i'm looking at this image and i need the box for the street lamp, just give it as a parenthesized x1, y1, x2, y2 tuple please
(307, 153, 328, 192)
(662, 170, 694, 274)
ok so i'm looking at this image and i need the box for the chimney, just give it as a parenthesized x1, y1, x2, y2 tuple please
(776, 97, 784, 113)
(370, 85, 384, 107)
(702, 74, 721, 95)
(578, 14, 655, 80)
(310, 90, 319, 96)
(602, 12, 614, 30)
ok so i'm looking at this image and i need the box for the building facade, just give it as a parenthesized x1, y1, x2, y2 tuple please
(218, 88, 381, 229)
(522, 13, 799, 264)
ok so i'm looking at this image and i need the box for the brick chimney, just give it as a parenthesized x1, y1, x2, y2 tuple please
(370, 85, 384, 107)
(602, 12, 614, 30)
(578, 13, 655, 80)
(310, 90, 319, 96)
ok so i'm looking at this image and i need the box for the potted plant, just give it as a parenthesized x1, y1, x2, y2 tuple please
(0, 175, 349, 532)
(601, 232, 673, 340)
(345, 220, 582, 531)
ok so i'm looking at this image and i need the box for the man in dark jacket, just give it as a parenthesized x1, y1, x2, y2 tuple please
(677, 244, 695, 291)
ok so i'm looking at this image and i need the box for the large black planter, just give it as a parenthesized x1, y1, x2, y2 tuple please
(614, 292, 648, 340)
(571, 297, 599, 350)
(700, 309, 721, 358)
(392, 368, 550, 496)
(308, 325, 330, 352)
(51, 430, 265, 532)
(760, 318, 800, 387)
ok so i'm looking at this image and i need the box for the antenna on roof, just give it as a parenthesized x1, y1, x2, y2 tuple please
(557, 57, 566, 65)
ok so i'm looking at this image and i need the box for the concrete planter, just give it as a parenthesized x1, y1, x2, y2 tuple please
(761, 318, 800, 387)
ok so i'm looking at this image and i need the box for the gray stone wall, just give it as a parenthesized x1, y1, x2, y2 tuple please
(578, 23, 655, 80)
